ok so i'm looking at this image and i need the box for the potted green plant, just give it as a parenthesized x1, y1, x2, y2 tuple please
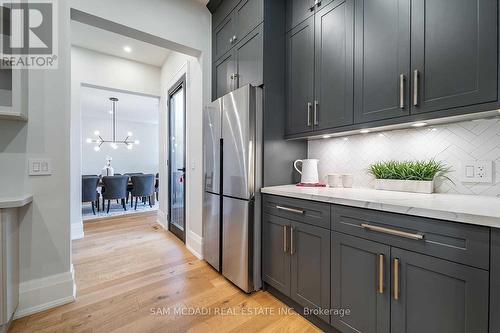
(368, 160, 451, 194)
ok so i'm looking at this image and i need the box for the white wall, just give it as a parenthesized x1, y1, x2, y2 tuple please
(0, 0, 74, 317)
(82, 116, 159, 175)
(159, 51, 204, 258)
(309, 118, 500, 197)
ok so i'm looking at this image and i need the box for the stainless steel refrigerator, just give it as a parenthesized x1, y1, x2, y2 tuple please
(203, 85, 262, 293)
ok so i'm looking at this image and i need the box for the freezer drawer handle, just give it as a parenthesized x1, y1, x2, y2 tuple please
(276, 205, 304, 215)
(361, 223, 424, 240)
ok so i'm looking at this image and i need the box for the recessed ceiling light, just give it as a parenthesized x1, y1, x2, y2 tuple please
(360, 129, 370, 134)
(108, 110, 113, 114)
(322, 135, 331, 139)
(123, 46, 132, 53)
(411, 122, 428, 127)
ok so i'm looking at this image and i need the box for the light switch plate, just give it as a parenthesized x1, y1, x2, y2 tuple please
(460, 160, 493, 183)
(29, 158, 52, 176)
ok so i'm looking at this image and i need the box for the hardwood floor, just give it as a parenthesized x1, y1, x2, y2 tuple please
(10, 212, 321, 333)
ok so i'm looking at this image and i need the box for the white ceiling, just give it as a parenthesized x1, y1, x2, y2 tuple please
(81, 86, 160, 125)
(71, 21, 171, 67)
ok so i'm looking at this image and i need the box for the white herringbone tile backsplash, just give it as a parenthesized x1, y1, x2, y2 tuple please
(308, 118, 500, 197)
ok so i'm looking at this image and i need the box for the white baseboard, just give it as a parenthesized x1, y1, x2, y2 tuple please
(14, 265, 76, 319)
(156, 213, 203, 260)
(186, 230, 203, 260)
(71, 221, 84, 240)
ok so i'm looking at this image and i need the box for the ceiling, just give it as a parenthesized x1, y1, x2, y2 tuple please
(71, 21, 171, 67)
(81, 86, 160, 125)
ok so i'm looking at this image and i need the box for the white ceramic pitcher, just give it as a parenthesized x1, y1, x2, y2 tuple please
(294, 159, 319, 184)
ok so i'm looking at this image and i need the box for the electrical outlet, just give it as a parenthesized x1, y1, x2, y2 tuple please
(461, 160, 493, 183)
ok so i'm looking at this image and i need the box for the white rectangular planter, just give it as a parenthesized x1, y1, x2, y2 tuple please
(374, 179, 434, 194)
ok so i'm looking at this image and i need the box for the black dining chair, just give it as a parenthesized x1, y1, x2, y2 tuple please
(125, 173, 143, 204)
(154, 173, 159, 201)
(102, 176, 129, 213)
(130, 174, 155, 210)
(82, 176, 100, 215)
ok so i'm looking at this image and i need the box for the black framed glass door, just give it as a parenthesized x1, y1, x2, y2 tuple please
(168, 75, 186, 242)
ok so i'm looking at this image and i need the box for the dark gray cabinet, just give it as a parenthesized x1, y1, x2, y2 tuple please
(286, 16, 315, 136)
(290, 221, 330, 322)
(286, 0, 354, 136)
(314, 0, 354, 130)
(211, 0, 264, 100)
(285, 0, 314, 31)
(262, 200, 330, 323)
(234, 24, 263, 90)
(331, 232, 390, 333)
(391, 248, 489, 333)
(410, 0, 497, 114)
(262, 214, 291, 295)
(213, 15, 236, 62)
(353, 0, 410, 123)
(213, 51, 236, 100)
(490, 229, 500, 333)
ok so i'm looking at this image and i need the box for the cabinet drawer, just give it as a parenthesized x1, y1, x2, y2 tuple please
(263, 195, 330, 229)
(331, 205, 490, 270)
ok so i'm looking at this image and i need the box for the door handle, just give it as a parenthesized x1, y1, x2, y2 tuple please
(413, 70, 419, 106)
(307, 102, 312, 127)
(361, 223, 424, 241)
(283, 225, 287, 253)
(290, 226, 295, 255)
(177, 168, 186, 172)
(378, 254, 385, 294)
(393, 258, 400, 300)
(313, 100, 319, 125)
(399, 74, 405, 109)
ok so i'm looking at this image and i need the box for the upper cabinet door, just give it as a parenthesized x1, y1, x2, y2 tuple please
(286, 0, 315, 31)
(213, 51, 236, 100)
(235, 24, 264, 89)
(290, 222, 330, 323)
(410, 0, 498, 114)
(391, 248, 489, 333)
(234, 0, 263, 44)
(314, 0, 354, 130)
(213, 15, 236, 61)
(331, 232, 390, 333)
(354, 0, 410, 123)
(286, 17, 315, 136)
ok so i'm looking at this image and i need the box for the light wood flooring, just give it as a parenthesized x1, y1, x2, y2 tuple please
(10, 212, 321, 333)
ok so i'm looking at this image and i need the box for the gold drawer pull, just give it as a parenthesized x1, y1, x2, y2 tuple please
(393, 258, 400, 300)
(378, 254, 385, 294)
(361, 223, 424, 241)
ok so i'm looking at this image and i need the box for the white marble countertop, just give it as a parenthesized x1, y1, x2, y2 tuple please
(261, 185, 500, 228)
(0, 194, 33, 209)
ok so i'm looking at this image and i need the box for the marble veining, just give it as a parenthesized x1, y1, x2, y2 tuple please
(308, 117, 500, 197)
(261, 185, 500, 228)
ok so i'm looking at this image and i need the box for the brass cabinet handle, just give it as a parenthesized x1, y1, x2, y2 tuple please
(399, 74, 405, 109)
(393, 258, 400, 300)
(290, 227, 295, 255)
(378, 254, 385, 294)
(283, 225, 287, 253)
(307, 102, 312, 127)
(413, 69, 419, 106)
(276, 205, 304, 215)
(313, 100, 319, 125)
(361, 223, 424, 241)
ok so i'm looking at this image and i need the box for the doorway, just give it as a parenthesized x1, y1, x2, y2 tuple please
(168, 75, 186, 242)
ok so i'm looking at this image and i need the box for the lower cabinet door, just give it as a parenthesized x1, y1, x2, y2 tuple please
(290, 221, 330, 322)
(331, 232, 390, 333)
(391, 248, 489, 333)
(262, 214, 291, 295)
